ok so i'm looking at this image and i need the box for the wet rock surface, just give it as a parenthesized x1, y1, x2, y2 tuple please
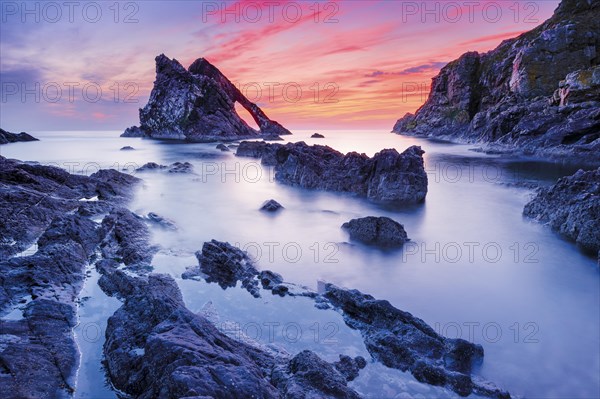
(392, 0, 600, 162)
(237, 141, 428, 203)
(342, 216, 409, 247)
(0, 157, 140, 398)
(524, 167, 600, 260)
(122, 54, 291, 141)
(322, 284, 510, 398)
(0, 128, 38, 145)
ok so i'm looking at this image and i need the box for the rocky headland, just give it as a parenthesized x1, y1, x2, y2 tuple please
(236, 141, 428, 203)
(392, 0, 600, 162)
(122, 54, 291, 141)
(0, 128, 38, 145)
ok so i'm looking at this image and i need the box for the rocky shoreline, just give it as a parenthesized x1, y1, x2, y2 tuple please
(392, 0, 600, 163)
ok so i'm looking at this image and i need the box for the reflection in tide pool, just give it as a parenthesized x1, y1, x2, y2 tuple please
(2, 130, 598, 398)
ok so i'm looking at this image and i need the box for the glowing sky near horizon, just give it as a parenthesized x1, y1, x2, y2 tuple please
(0, 0, 560, 131)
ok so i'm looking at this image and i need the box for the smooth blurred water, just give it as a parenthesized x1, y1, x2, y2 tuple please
(1, 130, 598, 399)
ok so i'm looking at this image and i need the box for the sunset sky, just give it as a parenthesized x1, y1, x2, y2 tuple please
(0, 0, 560, 132)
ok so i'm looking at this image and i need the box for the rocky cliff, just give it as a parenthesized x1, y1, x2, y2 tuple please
(392, 0, 600, 161)
(122, 54, 291, 141)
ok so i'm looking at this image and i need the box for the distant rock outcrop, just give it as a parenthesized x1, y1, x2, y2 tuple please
(122, 54, 291, 141)
(236, 141, 428, 203)
(0, 128, 38, 145)
(392, 0, 600, 161)
(524, 167, 600, 261)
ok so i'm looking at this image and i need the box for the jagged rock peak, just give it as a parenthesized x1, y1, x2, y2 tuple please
(122, 54, 291, 141)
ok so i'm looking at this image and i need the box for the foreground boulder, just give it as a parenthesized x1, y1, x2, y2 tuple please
(342, 216, 409, 247)
(237, 141, 428, 203)
(392, 0, 600, 161)
(122, 54, 290, 141)
(0, 128, 38, 145)
(524, 168, 600, 261)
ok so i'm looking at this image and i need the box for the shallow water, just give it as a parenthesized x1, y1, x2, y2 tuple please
(1, 130, 598, 398)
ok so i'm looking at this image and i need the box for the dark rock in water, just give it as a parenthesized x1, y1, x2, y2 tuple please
(168, 161, 194, 173)
(323, 284, 510, 399)
(311, 133, 325, 138)
(261, 199, 284, 212)
(0, 128, 38, 145)
(0, 158, 140, 398)
(237, 141, 428, 202)
(136, 161, 194, 174)
(122, 54, 291, 141)
(264, 134, 284, 141)
(121, 125, 147, 137)
(186, 240, 260, 297)
(146, 212, 177, 231)
(236, 141, 273, 159)
(136, 161, 167, 172)
(524, 167, 600, 260)
(120, 146, 135, 151)
(392, 1, 600, 162)
(271, 284, 289, 296)
(333, 355, 367, 381)
(216, 143, 230, 151)
(342, 216, 409, 247)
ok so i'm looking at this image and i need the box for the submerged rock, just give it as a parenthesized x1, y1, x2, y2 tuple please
(311, 133, 325, 138)
(264, 134, 284, 141)
(260, 199, 284, 212)
(136, 161, 194, 174)
(524, 167, 600, 260)
(0, 128, 38, 145)
(120, 146, 135, 151)
(342, 216, 409, 247)
(392, 0, 600, 162)
(146, 212, 178, 231)
(237, 141, 428, 203)
(121, 54, 291, 141)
